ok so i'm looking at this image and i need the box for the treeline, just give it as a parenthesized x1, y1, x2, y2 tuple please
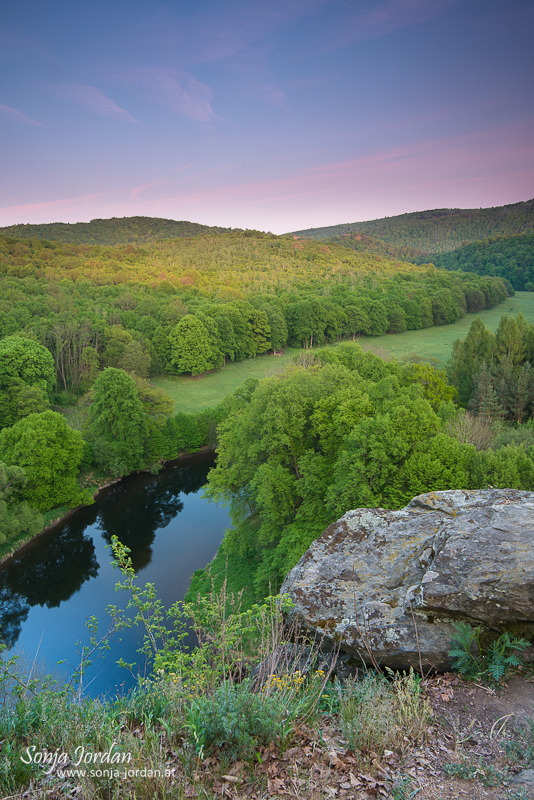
(0, 217, 231, 245)
(291, 198, 534, 254)
(449, 313, 534, 421)
(195, 342, 534, 602)
(430, 232, 534, 291)
(0, 231, 509, 397)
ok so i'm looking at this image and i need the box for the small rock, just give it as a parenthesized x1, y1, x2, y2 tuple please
(511, 769, 534, 785)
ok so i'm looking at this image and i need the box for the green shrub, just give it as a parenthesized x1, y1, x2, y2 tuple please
(185, 676, 314, 760)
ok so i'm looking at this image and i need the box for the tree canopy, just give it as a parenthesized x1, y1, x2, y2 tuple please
(201, 341, 534, 600)
(0, 336, 54, 429)
(88, 368, 148, 476)
(168, 316, 217, 376)
(0, 462, 44, 544)
(0, 411, 91, 512)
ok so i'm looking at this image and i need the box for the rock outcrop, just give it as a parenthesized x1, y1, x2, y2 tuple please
(281, 489, 534, 671)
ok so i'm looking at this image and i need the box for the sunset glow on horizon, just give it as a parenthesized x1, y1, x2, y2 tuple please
(2, 0, 533, 233)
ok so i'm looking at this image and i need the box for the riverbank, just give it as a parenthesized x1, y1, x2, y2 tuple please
(0, 451, 227, 698)
(0, 447, 215, 567)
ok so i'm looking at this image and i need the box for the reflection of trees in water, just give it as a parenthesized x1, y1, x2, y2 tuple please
(97, 479, 184, 571)
(0, 585, 30, 649)
(0, 524, 99, 648)
(0, 454, 213, 649)
(98, 457, 210, 571)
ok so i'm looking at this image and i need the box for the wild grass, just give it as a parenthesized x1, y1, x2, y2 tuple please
(154, 348, 300, 413)
(339, 669, 431, 765)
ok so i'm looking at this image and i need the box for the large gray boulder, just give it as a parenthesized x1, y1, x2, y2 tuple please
(281, 489, 534, 671)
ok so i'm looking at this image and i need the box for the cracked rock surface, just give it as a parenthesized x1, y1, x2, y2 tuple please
(281, 489, 534, 670)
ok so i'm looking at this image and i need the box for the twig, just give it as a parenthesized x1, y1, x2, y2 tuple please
(490, 713, 515, 740)
(408, 601, 424, 679)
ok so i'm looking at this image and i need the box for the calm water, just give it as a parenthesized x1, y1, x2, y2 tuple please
(0, 452, 230, 697)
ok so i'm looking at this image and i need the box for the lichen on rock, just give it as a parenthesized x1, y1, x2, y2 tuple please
(281, 489, 534, 670)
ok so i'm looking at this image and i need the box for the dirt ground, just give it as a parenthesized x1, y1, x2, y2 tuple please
(412, 672, 534, 800)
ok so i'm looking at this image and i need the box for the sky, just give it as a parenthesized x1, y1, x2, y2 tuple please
(1, 0, 533, 233)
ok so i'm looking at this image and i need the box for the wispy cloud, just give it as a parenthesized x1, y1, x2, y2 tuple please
(51, 84, 139, 122)
(0, 103, 44, 127)
(130, 180, 164, 199)
(317, 0, 461, 50)
(119, 68, 215, 121)
(129, 162, 201, 198)
(0, 193, 107, 224)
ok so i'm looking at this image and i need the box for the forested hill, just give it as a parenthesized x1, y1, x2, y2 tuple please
(0, 228, 433, 288)
(0, 216, 231, 245)
(0, 226, 509, 398)
(289, 198, 534, 254)
(430, 232, 534, 291)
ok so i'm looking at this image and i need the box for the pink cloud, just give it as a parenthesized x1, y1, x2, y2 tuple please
(0, 193, 107, 224)
(2, 124, 531, 232)
(129, 162, 201, 198)
(0, 103, 44, 127)
(130, 180, 164, 199)
(125, 124, 533, 228)
(52, 84, 139, 122)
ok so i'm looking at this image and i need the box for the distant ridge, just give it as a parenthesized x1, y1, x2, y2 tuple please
(0, 216, 232, 245)
(289, 199, 534, 254)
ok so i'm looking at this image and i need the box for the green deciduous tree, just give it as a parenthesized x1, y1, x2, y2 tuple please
(0, 335, 54, 393)
(0, 378, 49, 430)
(0, 336, 54, 428)
(88, 368, 147, 475)
(0, 411, 90, 512)
(0, 462, 44, 544)
(168, 315, 214, 375)
(402, 363, 458, 410)
(390, 433, 474, 507)
(119, 340, 151, 377)
(449, 317, 495, 404)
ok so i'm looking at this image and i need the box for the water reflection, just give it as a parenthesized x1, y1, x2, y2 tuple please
(0, 525, 99, 647)
(97, 470, 190, 571)
(0, 454, 217, 651)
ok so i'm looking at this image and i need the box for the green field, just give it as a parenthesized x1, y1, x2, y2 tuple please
(366, 291, 534, 364)
(155, 349, 301, 414)
(155, 293, 534, 413)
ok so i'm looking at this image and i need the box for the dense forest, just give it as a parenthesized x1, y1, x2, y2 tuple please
(291, 198, 534, 253)
(0, 216, 231, 245)
(430, 232, 534, 291)
(0, 229, 509, 395)
(191, 329, 534, 603)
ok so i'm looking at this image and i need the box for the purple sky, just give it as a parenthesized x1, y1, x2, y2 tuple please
(1, 0, 533, 233)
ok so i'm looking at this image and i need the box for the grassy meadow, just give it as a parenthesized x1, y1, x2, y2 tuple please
(368, 290, 534, 364)
(155, 348, 301, 414)
(155, 292, 534, 414)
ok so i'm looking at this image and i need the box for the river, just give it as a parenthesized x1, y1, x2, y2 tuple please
(0, 452, 230, 698)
